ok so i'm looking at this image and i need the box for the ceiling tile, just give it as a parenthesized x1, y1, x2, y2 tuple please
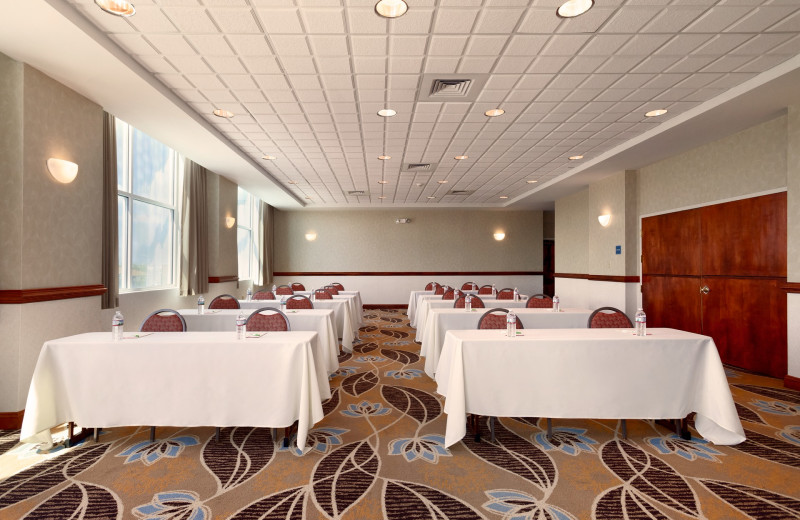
(208, 8, 262, 33)
(186, 34, 235, 55)
(163, 7, 219, 33)
(301, 8, 346, 33)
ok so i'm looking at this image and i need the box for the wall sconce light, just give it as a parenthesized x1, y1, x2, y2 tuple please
(395, 218, 411, 224)
(598, 214, 611, 227)
(47, 158, 79, 184)
(493, 232, 506, 241)
(225, 216, 236, 228)
(305, 232, 317, 241)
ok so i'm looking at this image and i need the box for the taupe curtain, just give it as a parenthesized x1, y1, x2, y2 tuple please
(180, 160, 209, 296)
(101, 112, 119, 309)
(256, 200, 274, 287)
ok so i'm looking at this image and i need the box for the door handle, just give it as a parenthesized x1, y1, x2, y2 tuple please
(700, 285, 710, 295)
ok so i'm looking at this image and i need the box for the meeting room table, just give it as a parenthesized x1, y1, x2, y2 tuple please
(293, 291, 364, 328)
(408, 290, 435, 327)
(414, 295, 529, 343)
(420, 307, 595, 377)
(434, 328, 746, 448)
(239, 299, 355, 352)
(21, 330, 329, 450)
(179, 308, 342, 370)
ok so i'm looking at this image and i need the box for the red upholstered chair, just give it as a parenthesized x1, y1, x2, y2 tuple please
(588, 307, 633, 328)
(275, 285, 294, 296)
(461, 282, 478, 290)
(314, 289, 332, 300)
(526, 294, 553, 308)
(442, 288, 456, 300)
(454, 295, 485, 309)
(478, 285, 494, 295)
(434, 285, 445, 296)
(291, 282, 306, 291)
(209, 294, 240, 309)
(286, 295, 313, 309)
(323, 285, 339, 295)
(478, 308, 525, 330)
(425, 282, 437, 290)
(140, 309, 187, 332)
(331, 283, 345, 291)
(246, 307, 291, 331)
(253, 290, 275, 300)
(496, 288, 515, 300)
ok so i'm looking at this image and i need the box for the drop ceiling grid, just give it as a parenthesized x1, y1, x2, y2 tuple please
(66, 0, 800, 206)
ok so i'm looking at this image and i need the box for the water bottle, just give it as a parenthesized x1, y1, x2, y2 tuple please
(112, 310, 124, 341)
(491, 284, 496, 298)
(552, 295, 560, 312)
(272, 284, 277, 294)
(197, 295, 205, 315)
(506, 311, 517, 337)
(635, 308, 646, 336)
(465, 294, 472, 311)
(513, 287, 519, 301)
(236, 312, 247, 339)
(280, 296, 286, 311)
(246, 287, 252, 301)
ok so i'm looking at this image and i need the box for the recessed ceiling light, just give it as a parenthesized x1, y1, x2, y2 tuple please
(305, 196, 312, 200)
(454, 155, 468, 160)
(569, 155, 584, 160)
(95, 0, 135, 16)
(378, 155, 391, 160)
(262, 155, 276, 160)
(287, 180, 296, 184)
(556, 0, 594, 18)
(213, 109, 234, 118)
(416, 183, 424, 187)
(378, 196, 387, 199)
(499, 195, 509, 199)
(375, 0, 408, 18)
(485, 108, 505, 117)
(378, 180, 389, 184)
(437, 180, 448, 184)
(645, 109, 668, 117)
(526, 180, 538, 184)
(427, 196, 436, 199)
(377, 109, 397, 117)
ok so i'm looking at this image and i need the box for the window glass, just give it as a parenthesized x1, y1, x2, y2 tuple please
(237, 187, 261, 281)
(117, 195, 127, 290)
(237, 227, 251, 281)
(131, 127, 173, 205)
(237, 187, 251, 228)
(131, 201, 174, 289)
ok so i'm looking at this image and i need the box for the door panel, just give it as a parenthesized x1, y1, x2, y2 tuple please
(701, 192, 787, 277)
(642, 275, 702, 334)
(642, 208, 702, 276)
(701, 277, 787, 378)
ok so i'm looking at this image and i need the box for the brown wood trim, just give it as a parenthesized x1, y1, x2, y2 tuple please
(646, 273, 787, 282)
(785, 374, 800, 391)
(554, 273, 640, 283)
(364, 304, 408, 309)
(0, 285, 107, 304)
(208, 275, 238, 283)
(783, 282, 800, 294)
(0, 410, 24, 430)
(274, 271, 543, 276)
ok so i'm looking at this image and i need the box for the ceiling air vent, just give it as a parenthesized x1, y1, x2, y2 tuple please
(430, 79, 472, 97)
(417, 74, 489, 103)
(402, 162, 438, 173)
(448, 190, 473, 196)
(348, 190, 366, 196)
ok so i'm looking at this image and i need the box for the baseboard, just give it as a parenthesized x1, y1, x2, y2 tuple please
(0, 410, 24, 430)
(364, 304, 408, 309)
(784, 374, 800, 391)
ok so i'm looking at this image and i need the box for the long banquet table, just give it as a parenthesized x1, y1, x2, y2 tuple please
(421, 307, 594, 377)
(180, 308, 345, 363)
(408, 290, 435, 327)
(435, 328, 746, 447)
(292, 291, 364, 328)
(239, 299, 355, 352)
(21, 331, 328, 449)
(414, 296, 529, 343)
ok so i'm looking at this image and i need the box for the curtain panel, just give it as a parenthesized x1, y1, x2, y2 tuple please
(180, 160, 209, 296)
(101, 112, 119, 309)
(257, 201, 274, 287)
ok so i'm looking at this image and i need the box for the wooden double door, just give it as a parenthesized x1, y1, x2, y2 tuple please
(642, 193, 787, 378)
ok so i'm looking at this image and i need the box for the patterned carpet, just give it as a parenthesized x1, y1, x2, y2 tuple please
(1, 308, 799, 519)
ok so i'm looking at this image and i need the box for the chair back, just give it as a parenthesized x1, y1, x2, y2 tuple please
(246, 307, 291, 332)
(331, 282, 345, 291)
(461, 282, 478, 290)
(291, 282, 306, 291)
(425, 282, 437, 290)
(526, 294, 553, 308)
(140, 309, 187, 332)
(478, 285, 494, 295)
(442, 288, 456, 300)
(253, 290, 275, 300)
(209, 294, 240, 309)
(454, 295, 485, 309)
(314, 289, 333, 300)
(434, 285, 445, 295)
(275, 285, 294, 296)
(588, 307, 633, 328)
(478, 308, 524, 330)
(286, 295, 314, 309)
(496, 288, 515, 300)
(323, 285, 340, 295)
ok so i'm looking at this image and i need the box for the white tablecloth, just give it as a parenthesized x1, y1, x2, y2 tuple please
(180, 309, 340, 372)
(239, 299, 355, 352)
(21, 331, 329, 449)
(408, 290, 435, 327)
(414, 297, 529, 342)
(291, 291, 363, 328)
(435, 328, 746, 447)
(421, 308, 594, 377)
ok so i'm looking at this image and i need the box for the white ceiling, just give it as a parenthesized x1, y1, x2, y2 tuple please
(3, 0, 800, 210)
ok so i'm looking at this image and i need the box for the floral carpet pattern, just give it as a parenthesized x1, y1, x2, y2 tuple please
(1, 308, 799, 519)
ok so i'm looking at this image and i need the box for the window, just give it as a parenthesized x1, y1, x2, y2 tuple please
(116, 119, 181, 291)
(237, 187, 260, 281)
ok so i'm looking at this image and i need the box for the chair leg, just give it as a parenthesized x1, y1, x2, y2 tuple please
(93, 428, 100, 442)
(621, 419, 628, 440)
(215, 427, 221, 442)
(150, 427, 156, 443)
(546, 418, 553, 439)
(283, 427, 290, 448)
(489, 416, 496, 443)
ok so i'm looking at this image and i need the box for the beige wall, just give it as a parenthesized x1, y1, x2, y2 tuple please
(274, 209, 542, 272)
(0, 53, 24, 289)
(542, 211, 555, 240)
(639, 115, 787, 216)
(788, 107, 800, 281)
(205, 171, 238, 278)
